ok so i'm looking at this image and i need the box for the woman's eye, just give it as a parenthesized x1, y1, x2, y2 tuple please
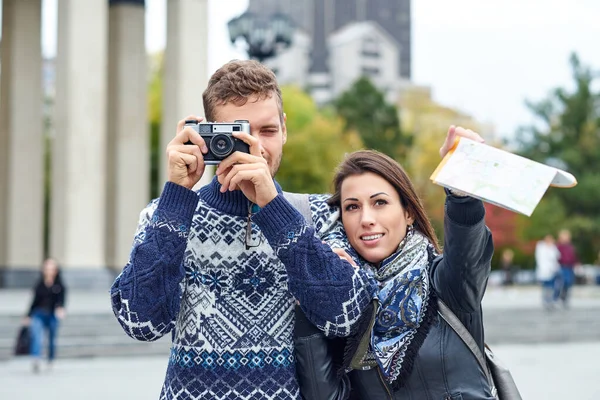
(345, 204, 358, 211)
(374, 199, 388, 206)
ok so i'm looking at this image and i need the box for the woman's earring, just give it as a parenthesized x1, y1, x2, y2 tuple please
(406, 224, 414, 237)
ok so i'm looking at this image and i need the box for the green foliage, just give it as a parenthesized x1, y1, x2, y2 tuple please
(515, 53, 600, 262)
(277, 86, 364, 193)
(334, 76, 411, 161)
(519, 196, 567, 242)
(148, 52, 163, 199)
(492, 246, 535, 271)
(43, 95, 53, 257)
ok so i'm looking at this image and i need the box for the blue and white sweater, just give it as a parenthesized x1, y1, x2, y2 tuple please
(111, 178, 376, 400)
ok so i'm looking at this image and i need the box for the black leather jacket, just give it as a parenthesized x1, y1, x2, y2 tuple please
(294, 305, 350, 400)
(295, 193, 494, 400)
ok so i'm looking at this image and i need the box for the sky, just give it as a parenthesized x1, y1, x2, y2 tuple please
(4, 0, 600, 138)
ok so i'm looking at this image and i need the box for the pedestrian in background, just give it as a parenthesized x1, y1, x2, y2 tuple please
(500, 248, 517, 286)
(535, 234, 560, 310)
(556, 229, 579, 307)
(23, 258, 67, 373)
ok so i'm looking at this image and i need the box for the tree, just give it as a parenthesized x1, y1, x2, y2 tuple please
(398, 86, 494, 244)
(334, 77, 411, 161)
(515, 53, 600, 262)
(277, 86, 363, 193)
(148, 52, 163, 199)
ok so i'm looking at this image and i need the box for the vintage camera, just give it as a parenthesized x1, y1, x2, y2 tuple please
(184, 119, 251, 164)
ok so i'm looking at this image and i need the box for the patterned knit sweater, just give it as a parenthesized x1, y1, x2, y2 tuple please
(110, 179, 375, 400)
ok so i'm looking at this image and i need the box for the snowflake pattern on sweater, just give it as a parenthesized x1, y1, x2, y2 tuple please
(111, 180, 374, 400)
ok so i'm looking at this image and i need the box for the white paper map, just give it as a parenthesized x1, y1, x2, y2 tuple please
(430, 137, 577, 216)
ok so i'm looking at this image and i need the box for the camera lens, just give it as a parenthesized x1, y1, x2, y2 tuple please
(209, 134, 235, 158)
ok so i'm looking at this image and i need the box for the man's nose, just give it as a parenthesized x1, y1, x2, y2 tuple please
(256, 138, 266, 156)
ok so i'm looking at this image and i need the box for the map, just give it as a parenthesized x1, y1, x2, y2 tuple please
(430, 138, 577, 216)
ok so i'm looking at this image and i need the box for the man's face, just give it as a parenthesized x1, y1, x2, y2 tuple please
(214, 95, 286, 177)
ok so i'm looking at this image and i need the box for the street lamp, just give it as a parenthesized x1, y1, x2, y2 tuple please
(227, 12, 294, 62)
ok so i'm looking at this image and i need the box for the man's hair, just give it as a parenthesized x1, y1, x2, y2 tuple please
(203, 59, 283, 123)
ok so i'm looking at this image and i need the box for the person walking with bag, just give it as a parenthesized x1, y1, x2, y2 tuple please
(23, 258, 67, 373)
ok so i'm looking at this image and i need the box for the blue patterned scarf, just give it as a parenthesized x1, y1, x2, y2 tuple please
(368, 227, 438, 386)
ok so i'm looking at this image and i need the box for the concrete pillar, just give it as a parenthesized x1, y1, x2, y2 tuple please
(161, 0, 211, 188)
(51, 0, 109, 285)
(0, 0, 44, 287)
(106, 0, 149, 270)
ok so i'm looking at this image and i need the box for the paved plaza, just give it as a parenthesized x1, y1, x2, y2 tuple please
(1, 285, 599, 399)
(1, 342, 599, 399)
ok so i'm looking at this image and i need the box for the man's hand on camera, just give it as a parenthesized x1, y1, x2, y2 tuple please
(215, 132, 278, 208)
(166, 115, 208, 189)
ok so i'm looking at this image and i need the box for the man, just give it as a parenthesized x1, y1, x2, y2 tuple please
(110, 60, 371, 400)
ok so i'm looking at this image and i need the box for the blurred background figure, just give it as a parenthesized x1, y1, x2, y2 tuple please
(22, 258, 67, 373)
(500, 248, 517, 286)
(556, 229, 579, 307)
(535, 234, 560, 310)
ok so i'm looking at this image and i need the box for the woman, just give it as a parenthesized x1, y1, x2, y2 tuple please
(325, 150, 493, 399)
(24, 258, 67, 373)
(254, 126, 495, 399)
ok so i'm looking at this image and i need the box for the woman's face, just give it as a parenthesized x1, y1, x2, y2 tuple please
(340, 172, 413, 264)
(43, 259, 58, 280)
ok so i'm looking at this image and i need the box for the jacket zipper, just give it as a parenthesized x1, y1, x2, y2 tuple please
(376, 367, 393, 399)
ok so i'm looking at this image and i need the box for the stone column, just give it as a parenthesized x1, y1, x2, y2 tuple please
(161, 0, 211, 189)
(51, 0, 110, 287)
(106, 0, 149, 270)
(0, 0, 44, 287)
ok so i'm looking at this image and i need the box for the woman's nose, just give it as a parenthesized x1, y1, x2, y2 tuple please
(360, 208, 375, 226)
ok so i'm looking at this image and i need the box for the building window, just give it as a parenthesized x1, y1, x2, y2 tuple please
(361, 66, 380, 77)
(361, 36, 380, 58)
(310, 82, 330, 90)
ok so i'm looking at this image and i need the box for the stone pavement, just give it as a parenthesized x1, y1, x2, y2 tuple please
(2, 284, 599, 315)
(1, 285, 600, 399)
(1, 342, 599, 399)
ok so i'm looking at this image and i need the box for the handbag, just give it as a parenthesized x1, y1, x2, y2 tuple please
(437, 299, 522, 400)
(14, 325, 31, 356)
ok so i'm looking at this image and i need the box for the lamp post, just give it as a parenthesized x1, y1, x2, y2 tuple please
(227, 12, 294, 62)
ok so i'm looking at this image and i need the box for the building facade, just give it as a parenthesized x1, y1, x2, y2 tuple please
(247, 0, 411, 103)
(327, 21, 406, 103)
(0, 0, 210, 288)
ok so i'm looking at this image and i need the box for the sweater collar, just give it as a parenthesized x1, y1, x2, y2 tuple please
(199, 176, 283, 217)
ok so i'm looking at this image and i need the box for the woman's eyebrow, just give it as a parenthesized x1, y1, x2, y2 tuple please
(370, 192, 389, 198)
